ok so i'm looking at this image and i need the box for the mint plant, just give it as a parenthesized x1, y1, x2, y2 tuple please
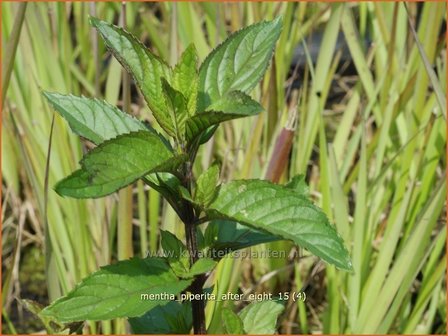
(40, 17, 352, 334)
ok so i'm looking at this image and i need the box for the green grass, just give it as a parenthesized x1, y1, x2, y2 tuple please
(2, 2, 446, 334)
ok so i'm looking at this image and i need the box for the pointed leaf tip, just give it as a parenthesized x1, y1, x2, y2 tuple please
(91, 18, 175, 135)
(198, 17, 282, 111)
(88, 16, 100, 28)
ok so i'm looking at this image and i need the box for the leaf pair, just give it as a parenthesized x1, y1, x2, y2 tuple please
(161, 45, 200, 143)
(43, 92, 181, 198)
(91, 17, 278, 147)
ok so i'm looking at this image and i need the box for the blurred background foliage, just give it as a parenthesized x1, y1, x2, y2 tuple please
(1, 1, 446, 334)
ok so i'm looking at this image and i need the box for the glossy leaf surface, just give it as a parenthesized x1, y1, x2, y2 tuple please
(185, 91, 262, 143)
(91, 17, 174, 135)
(195, 164, 220, 206)
(43, 92, 147, 145)
(239, 300, 284, 334)
(198, 17, 282, 110)
(173, 44, 199, 115)
(41, 258, 192, 322)
(56, 131, 176, 198)
(222, 307, 244, 334)
(207, 180, 352, 270)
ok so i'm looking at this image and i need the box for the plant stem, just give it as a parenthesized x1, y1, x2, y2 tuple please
(185, 216, 207, 334)
(182, 161, 207, 334)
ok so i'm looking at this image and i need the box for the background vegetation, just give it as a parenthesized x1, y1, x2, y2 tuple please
(2, 1, 446, 334)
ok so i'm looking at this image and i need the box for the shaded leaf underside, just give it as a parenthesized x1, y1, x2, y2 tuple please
(203, 220, 280, 258)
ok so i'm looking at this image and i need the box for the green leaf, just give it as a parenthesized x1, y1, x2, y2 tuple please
(43, 92, 147, 145)
(160, 230, 187, 260)
(186, 91, 263, 143)
(129, 301, 192, 334)
(195, 164, 220, 206)
(55, 131, 178, 198)
(206, 180, 352, 270)
(21, 299, 77, 334)
(196, 226, 205, 250)
(143, 173, 193, 219)
(198, 17, 282, 111)
(173, 44, 199, 116)
(206, 91, 264, 115)
(222, 307, 244, 334)
(186, 258, 217, 277)
(90, 17, 174, 135)
(144, 173, 193, 214)
(203, 220, 280, 259)
(178, 186, 194, 202)
(161, 79, 189, 141)
(41, 257, 192, 322)
(160, 230, 189, 276)
(160, 233, 216, 278)
(198, 125, 218, 145)
(239, 300, 284, 334)
(285, 174, 309, 196)
(145, 173, 182, 196)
